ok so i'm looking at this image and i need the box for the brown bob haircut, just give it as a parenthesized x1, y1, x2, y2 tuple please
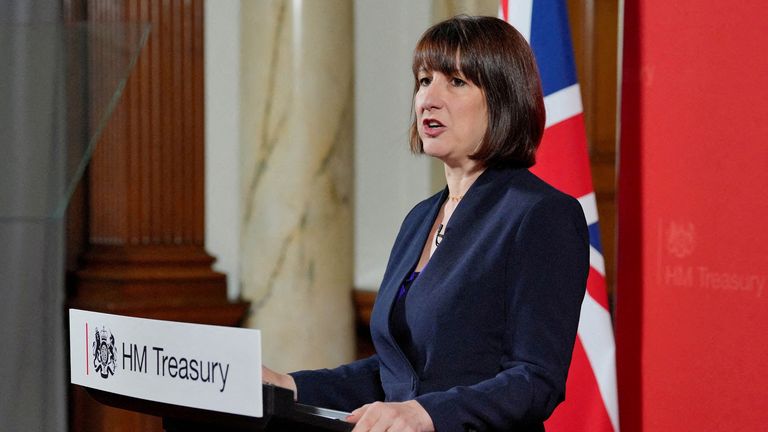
(409, 15, 545, 168)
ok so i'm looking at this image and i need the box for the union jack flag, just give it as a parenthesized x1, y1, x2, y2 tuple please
(500, 1, 619, 431)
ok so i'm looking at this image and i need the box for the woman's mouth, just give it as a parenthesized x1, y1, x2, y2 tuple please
(422, 118, 445, 137)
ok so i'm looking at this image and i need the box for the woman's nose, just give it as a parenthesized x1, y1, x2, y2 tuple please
(418, 83, 445, 112)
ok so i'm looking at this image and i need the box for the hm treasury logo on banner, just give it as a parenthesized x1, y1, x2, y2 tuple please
(70, 309, 263, 417)
(91, 325, 118, 378)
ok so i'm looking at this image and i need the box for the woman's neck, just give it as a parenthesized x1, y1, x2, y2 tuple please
(443, 161, 485, 199)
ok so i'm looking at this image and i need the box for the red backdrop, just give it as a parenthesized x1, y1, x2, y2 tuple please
(617, 1, 768, 431)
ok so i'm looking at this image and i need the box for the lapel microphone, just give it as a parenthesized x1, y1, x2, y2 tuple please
(435, 224, 445, 246)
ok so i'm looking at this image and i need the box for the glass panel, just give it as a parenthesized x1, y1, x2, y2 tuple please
(0, 22, 149, 220)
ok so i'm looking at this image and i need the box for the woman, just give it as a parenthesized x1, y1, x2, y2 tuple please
(264, 15, 589, 432)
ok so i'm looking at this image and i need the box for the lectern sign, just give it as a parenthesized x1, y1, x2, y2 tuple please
(69, 309, 263, 417)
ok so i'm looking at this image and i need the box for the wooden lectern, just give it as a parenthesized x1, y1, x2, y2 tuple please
(85, 384, 352, 432)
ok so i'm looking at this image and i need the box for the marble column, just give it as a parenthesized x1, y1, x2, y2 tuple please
(240, 0, 355, 371)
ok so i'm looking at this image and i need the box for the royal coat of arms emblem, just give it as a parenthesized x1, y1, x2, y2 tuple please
(92, 326, 118, 378)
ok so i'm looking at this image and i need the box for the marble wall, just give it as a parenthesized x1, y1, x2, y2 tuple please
(239, 0, 355, 371)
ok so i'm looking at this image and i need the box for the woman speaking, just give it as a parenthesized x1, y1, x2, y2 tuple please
(264, 15, 589, 432)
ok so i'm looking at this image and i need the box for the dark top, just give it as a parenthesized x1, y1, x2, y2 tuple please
(291, 167, 589, 432)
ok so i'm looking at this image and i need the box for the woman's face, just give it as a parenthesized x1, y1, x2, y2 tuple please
(414, 68, 488, 165)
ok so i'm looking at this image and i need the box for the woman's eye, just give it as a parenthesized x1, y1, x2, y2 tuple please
(451, 77, 466, 87)
(419, 77, 431, 86)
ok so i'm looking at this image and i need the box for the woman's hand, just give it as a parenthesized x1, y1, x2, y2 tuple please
(347, 400, 434, 432)
(262, 365, 297, 399)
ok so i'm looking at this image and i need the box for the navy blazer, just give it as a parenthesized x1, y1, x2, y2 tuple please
(292, 167, 589, 432)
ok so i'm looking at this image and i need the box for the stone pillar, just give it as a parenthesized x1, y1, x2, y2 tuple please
(240, 0, 355, 371)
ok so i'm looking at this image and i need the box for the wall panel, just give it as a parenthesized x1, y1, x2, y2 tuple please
(65, 2, 248, 430)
